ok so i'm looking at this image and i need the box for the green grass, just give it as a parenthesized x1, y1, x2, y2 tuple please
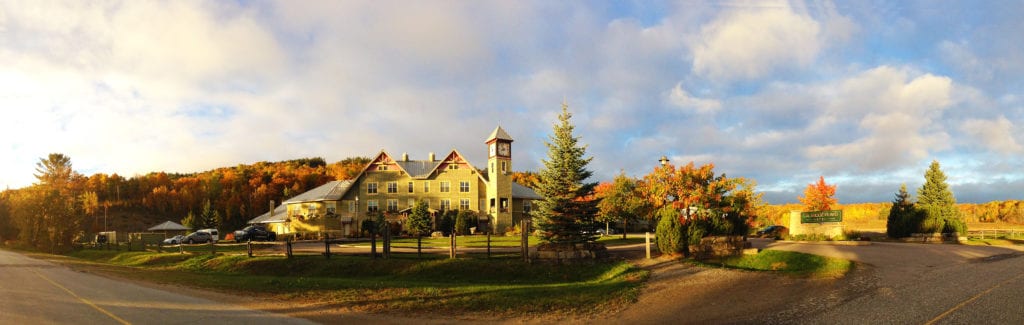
(347, 235, 645, 248)
(698, 250, 854, 278)
(59, 249, 649, 316)
(964, 238, 1024, 246)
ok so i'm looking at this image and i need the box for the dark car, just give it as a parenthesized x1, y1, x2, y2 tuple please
(234, 225, 277, 242)
(756, 225, 786, 238)
(184, 231, 213, 244)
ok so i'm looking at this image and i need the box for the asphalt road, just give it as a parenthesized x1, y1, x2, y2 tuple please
(0, 249, 314, 325)
(761, 241, 1024, 324)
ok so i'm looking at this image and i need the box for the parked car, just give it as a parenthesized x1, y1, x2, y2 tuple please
(233, 225, 277, 242)
(756, 225, 787, 238)
(595, 228, 617, 236)
(184, 231, 213, 244)
(198, 228, 219, 241)
(163, 235, 185, 245)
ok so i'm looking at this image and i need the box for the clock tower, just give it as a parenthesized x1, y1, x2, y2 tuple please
(485, 126, 513, 232)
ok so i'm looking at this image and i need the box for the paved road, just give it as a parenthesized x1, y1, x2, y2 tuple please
(761, 240, 1024, 324)
(0, 249, 314, 325)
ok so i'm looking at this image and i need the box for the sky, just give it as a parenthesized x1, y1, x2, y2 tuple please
(1, 0, 1022, 204)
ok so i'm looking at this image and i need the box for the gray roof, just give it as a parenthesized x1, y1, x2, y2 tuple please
(395, 160, 442, 178)
(486, 126, 514, 142)
(148, 220, 188, 231)
(512, 182, 543, 200)
(248, 204, 289, 224)
(283, 180, 353, 203)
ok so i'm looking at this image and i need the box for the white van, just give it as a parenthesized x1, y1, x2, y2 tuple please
(198, 228, 219, 242)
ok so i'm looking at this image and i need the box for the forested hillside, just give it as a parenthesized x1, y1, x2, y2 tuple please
(0, 157, 369, 238)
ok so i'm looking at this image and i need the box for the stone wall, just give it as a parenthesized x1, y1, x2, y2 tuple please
(688, 236, 749, 260)
(536, 242, 609, 262)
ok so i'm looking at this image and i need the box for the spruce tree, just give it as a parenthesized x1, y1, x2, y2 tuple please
(916, 161, 965, 234)
(534, 103, 599, 244)
(886, 184, 916, 238)
(199, 199, 220, 230)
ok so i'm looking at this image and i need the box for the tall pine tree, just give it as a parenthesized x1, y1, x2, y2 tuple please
(534, 103, 599, 244)
(917, 160, 965, 234)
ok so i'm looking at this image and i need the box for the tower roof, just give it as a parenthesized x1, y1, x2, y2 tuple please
(486, 126, 514, 143)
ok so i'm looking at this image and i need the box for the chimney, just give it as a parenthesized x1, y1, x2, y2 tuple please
(269, 200, 275, 216)
(428, 152, 435, 162)
(402, 152, 409, 161)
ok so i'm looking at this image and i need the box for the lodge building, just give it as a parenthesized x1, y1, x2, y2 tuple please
(247, 126, 542, 237)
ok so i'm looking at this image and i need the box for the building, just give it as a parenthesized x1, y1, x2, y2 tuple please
(247, 126, 542, 237)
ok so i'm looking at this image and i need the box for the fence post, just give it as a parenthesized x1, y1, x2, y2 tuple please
(210, 241, 215, 255)
(371, 224, 377, 259)
(487, 231, 491, 259)
(179, 242, 184, 254)
(247, 240, 253, 258)
(286, 237, 293, 258)
(521, 219, 530, 262)
(384, 223, 391, 259)
(645, 232, 651, 259)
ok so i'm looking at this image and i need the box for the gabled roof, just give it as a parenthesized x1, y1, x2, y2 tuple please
(283, 180, 353, 203)
(248, 204, 289, 224)
(485, 126, 514, 143)
(148, 220, 188, 231)
(512, 182, 543, 200)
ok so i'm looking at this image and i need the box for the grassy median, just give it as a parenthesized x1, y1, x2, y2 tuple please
(697, 250, 854, 278)
(52, 249, 648, 317)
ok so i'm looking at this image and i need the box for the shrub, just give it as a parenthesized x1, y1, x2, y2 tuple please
(655, 208, 685, 255)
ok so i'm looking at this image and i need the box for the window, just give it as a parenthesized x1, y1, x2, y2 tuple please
(440, 181, 451, 193)
(459, 181, 470, 193)
(460, 198, 470, 210)
(408, 182, 414, 193)
(367, 200, 378, 213)
(348, 201, 355, 213)
(448, 164, 458, 170)
(423, 181, 430, 193)
(367, 182, 378, 194)
(327, 202, 337, 215)
(379, 165, 389, 171)
(440, 199, 451, 211)
(407, 198, 415, 208)
(500, 198, 509, 212)
(501, 161, 507, 173)
(387, 199, 398, 212)
(523, 201, 532, 214)
(387, 182, 397, 194)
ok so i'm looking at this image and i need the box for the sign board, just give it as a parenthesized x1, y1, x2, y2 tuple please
(801, 210, 843, 223)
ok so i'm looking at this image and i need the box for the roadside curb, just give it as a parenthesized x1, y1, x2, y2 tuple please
(776, 240, 872, 246)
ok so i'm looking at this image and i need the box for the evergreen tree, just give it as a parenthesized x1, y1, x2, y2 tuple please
(199, 199, 220, 230)
(181, 211, 197, 230)
(917, 161, 966, 234)
(534, 103, 600, 244)
(407, 200, 432, 237)
(886, 184, 918, 238)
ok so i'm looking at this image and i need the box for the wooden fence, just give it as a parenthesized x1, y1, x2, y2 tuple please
(966, 229, 1024, 239)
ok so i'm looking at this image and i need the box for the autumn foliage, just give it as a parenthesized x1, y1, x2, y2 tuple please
(798, 176, 837, 212)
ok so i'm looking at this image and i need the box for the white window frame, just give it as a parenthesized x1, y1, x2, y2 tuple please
(387, 182, 398, 194)
(440, 181, 451, 193)
(367, 200, 379, 213)
(440, 199, 451, 211)
(459, 198, 470, 210)
(367, 182, 378, 194)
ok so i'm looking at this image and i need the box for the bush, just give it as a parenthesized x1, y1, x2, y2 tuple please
(655, 208, 685, 255)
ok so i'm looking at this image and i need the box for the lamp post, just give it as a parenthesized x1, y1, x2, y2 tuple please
(659, 155, 669, 166)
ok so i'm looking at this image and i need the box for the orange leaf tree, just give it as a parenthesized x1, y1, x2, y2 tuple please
(798, 176, 837, 211)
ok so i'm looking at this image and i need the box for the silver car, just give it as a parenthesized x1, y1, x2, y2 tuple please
(163, 235, 185, 245)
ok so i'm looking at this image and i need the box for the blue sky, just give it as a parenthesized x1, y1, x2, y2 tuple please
(1, 1, 1022, 204)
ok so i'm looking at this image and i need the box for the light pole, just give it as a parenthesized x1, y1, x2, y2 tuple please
(659, 155, 669, 166)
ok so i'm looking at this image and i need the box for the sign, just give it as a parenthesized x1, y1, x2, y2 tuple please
(801, 210, 843, 223)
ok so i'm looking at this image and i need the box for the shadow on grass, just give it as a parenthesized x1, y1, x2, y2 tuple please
(697, 250, 854, 278)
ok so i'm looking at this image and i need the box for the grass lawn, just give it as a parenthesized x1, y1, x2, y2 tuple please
(45, 249, 648, 317)
(696, 250, 854, 278)
(963, 238, 1024, 246)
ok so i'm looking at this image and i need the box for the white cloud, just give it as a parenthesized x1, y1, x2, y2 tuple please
(961, 116, 1023, 154)
(667, 83, 721, 114)
(691, 6, 822, 82)
(805, 66, 955, 172)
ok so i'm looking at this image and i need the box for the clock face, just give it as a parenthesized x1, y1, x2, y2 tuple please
(498, 143, 510, 156)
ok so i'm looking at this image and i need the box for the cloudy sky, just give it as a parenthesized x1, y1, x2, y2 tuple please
(2, 1, 1022, 203)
